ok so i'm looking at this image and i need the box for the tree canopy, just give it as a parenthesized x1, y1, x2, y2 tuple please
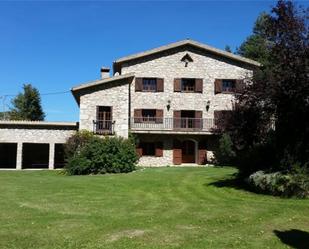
(225, 0, 309, 176)
(10, 84, 45, 121)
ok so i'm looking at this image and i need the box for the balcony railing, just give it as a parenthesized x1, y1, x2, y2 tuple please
(93, 120, 114, 135)
(130, 117, 216, 132)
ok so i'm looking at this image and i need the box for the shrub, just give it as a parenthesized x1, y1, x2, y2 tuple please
(247, 169, 309, 198)
(214, 133, 236, 165)
(64, 130, 94, 159)
(65, 135, 138, 175)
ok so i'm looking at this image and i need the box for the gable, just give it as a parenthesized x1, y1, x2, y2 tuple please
(113, 39, 260, 74)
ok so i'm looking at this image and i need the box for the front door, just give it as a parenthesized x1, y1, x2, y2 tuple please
(182, 140, 195, 163)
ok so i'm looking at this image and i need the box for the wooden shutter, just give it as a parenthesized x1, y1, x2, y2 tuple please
(135, 78, 143, 92)
(173, 111, 181, 129)
(173, 139, 182, 165)
(157, 78, 164, 92)
(195, 79, 203, 93)
(134, 109, 142, 123)
(174, 78, 181, 92)
(156, 109, 163, 124)
(214, 79, 223, 94)
(198, 140, 207, 165)
(195, 111, 203, 130)
(236, 79, 245, 93)
(155, 142, 163, 157)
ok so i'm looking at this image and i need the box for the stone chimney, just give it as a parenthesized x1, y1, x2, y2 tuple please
(100, 67, 110, 79)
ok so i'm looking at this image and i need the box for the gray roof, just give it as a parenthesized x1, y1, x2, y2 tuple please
(71, 72, 135, 104)
(0, 120, 78, 128)
(114, 39, 261, 68)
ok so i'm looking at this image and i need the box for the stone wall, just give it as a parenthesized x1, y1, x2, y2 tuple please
(79, 80, 130, 138)
(0, 121, 77, 169)
(121, 46, 253, 120)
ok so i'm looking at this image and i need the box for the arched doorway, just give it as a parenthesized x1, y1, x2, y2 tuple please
(182, 140, 196, 163)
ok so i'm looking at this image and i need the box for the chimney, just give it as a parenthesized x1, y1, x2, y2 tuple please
(100, 67, 110, 79)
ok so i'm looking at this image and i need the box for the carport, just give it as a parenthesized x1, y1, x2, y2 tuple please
(0, 143, 17, 168)
(22, 143, 49, 169)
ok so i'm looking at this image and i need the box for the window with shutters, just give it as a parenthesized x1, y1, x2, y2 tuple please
(140, 142, 156, 156)
(142, 78, 157, 92)
(181, 78, 195, 92)
(222, 80, 236, 93)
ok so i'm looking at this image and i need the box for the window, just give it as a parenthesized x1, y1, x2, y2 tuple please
(140, 143, 156, 156)
(96, 106, 113, 134)
(181, 78, 195, 92)
(222, 80, 236, 93)
(142, 109, 156, 123)
(142, 78, 157, 92)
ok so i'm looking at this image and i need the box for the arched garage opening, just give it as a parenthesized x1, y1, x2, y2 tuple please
(22, 143, 49, 169)
(0, 143, 17, 169)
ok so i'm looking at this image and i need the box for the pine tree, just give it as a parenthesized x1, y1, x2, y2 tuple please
(10, 84, 45, 121)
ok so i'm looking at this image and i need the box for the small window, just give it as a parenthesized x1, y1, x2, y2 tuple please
(222, 80, 236, 93)
(141, 143, 156, 156)
(181, 78, 195, 92)
(142, 109, 156, 123)
(143, 78, 157, 92)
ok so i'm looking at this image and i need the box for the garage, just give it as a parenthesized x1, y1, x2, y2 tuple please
(22, 143, 49, 169)
(0, 143, 17, 168)
(54, 143, 66, 168)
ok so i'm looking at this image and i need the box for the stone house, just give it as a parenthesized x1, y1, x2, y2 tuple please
(0, 39, 260, 169)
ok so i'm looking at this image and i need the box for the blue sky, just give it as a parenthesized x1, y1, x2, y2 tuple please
(0, 1, 283, 121)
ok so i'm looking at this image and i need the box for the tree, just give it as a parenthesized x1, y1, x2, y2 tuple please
(10, 84, 45, 121)
(236, 12, 272, 65)
(224, 45, 232, 53)
(226, 0, 309, 175)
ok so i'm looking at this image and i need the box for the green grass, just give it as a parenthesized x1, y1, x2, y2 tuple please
(0, 167, 308, 249)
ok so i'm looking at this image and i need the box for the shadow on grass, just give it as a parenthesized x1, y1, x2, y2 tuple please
(206, 173, 252, 192)
(274, 229, 309, 249)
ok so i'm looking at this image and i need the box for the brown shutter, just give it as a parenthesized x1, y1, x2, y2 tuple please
(195, 111, 203, 130)
(198, 140, 207, 165)
(195, 79, 203, 93)
(173, 111, 181, 129)
(155, 142, 163, 157)
(135, 78, 143, 92)
(174, 78, 181, 92)
(134, 109, 142, 123)
(214, 79, 222, 94)
(236, 79, 245, 93)
(156, 109, 163, 123)
(173, 139, 182, 165)
(157, 78, 164, 92)
(214, 110, 221, 127)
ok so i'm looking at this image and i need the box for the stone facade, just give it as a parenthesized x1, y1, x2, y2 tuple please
(78, 79, 131, 138)
(0, 121, 77, 169)
(122, 46, 253, 120)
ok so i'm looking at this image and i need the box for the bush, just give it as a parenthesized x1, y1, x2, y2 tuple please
(65, 135, 138, 175)
(214, 133, 236, 165)
(247, 169, 309, 198)
(64, 130, 94, 159)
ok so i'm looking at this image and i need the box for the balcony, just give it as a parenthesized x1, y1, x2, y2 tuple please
(93, 120, 114, 135)
(130, 117, 216, 134)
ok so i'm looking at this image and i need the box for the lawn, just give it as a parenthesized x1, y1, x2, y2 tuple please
(0, 167, 308, 249)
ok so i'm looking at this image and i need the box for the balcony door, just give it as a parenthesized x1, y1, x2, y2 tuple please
(96, 106, 112, 133)
(173, 110, 202, 130)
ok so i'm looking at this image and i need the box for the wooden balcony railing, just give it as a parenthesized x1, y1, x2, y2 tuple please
(93, 120, 114, 135)
(130, 117, 216, 132)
